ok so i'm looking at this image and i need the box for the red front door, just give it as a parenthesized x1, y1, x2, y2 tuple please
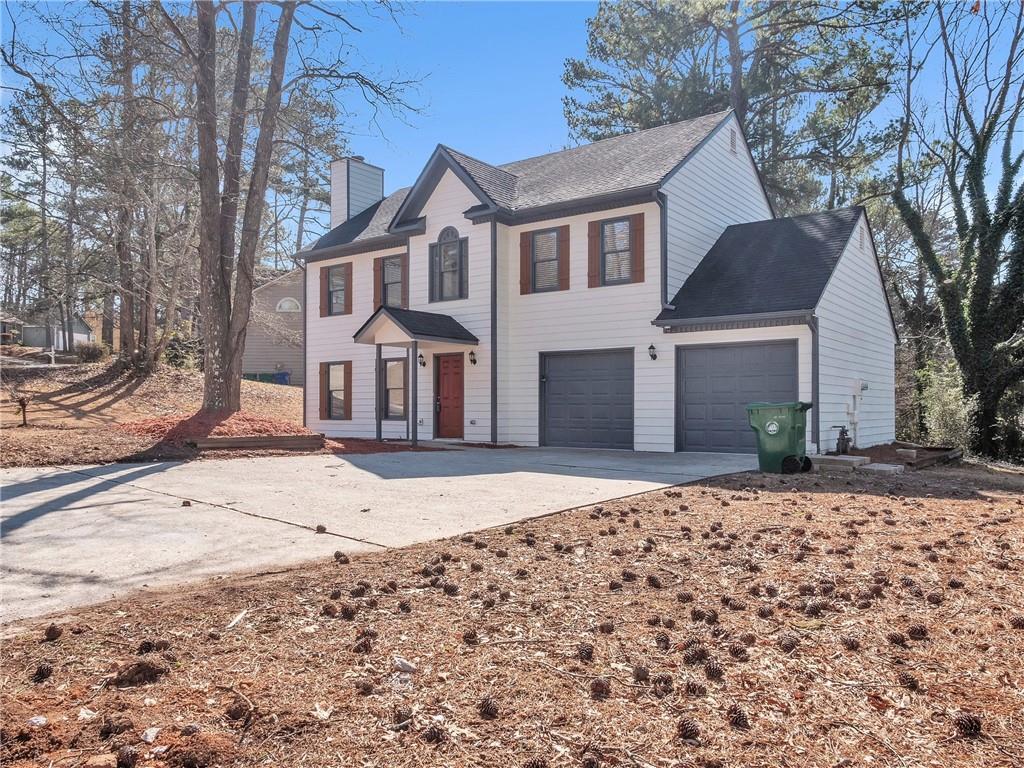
(435, 353, 464, 439)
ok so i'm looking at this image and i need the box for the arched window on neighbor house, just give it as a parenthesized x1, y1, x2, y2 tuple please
(276, 297, 301, 313)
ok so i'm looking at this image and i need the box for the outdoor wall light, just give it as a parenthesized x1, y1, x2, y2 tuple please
(648, 344, 658, 360)
(468, 351, 477, 365)
(418, 353, 426, 367)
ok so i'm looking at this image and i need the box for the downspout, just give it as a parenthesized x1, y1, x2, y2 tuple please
(375, 343, 382, 441)
(656, 191, 672, 309)
(410, 340, 419, 447)
(490, 217, 498, 444)
(807, 315, 820, 453)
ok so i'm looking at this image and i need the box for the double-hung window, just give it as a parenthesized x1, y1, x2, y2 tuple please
(430, 226, 467, 302)
(380, 359, 407, 419)
(323, 264, 350, 316)
(320, 361, 351, 420)
(382, 256, 404, 307)
(600, 218, 633, 285)
(531, 229, 560, 292)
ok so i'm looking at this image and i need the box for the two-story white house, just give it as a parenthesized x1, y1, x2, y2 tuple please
(300, 110, 896, 455)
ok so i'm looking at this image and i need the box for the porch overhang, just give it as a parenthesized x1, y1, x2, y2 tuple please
(353, 306, 479, 347)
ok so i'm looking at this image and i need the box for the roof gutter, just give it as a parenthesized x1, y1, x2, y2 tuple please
(300, 233, 410, 263)
(465, 185, 659, 227)
(653, 309, 814, 329)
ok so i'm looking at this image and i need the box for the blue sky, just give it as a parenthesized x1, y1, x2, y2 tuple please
(340, 1, 597, 193)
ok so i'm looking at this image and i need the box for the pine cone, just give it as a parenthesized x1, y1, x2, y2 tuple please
(757, 605, 774, 619)
(841, 635, 861, 651)
(646, 574, 663, 589)
(683, 644, 707, 666)
(690, 607, 707, 622)
(727, 703, 750, 729)
(728, 643, 749, 661)
(703, 658, 724, 680)
(676, 717, 700, 741)
(32, 662, 53, 684)
(115, 746, 139, 768)
(886, 631, 907, 647)
(655, 631, 671, 650)
(590, 677, 611, 699)
(522, 759, 548, 768)
(1009, 615, 1024, 630)
(907, 623, 928, 640)
(897, 671, 919, 690)
(778, 633, 800, 653)
(577, 642, 595, 662)
(421, 723, 447, 744)
(953, 712, 982, 738)
(632, 665, 650, 683)
(677, 590, 694, 603)
(398, 599, 412, 613)
(653, 673, 674, 697)
(598, 620, 614, 634)
(478, 697, 498, 720)
(43, 623, 62, 642)
(685, 680, 707, 696)
(704, 608, 719, 625)
(393, 706, 413, 730)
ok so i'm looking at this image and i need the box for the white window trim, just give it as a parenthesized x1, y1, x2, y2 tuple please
(276, 297, 301, 313)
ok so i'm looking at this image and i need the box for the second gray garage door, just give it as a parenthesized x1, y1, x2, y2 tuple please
(676, 341, 798, 453)
(541, 350, 634, 449)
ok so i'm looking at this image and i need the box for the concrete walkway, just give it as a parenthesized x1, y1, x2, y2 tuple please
(0, 447, 755, 622)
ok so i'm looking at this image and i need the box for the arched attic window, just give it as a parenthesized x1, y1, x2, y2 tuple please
(429, 227, 468, 301)
(276, 297, 301, 312)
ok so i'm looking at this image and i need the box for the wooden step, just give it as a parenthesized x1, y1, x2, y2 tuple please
(190, 434, 325, 451)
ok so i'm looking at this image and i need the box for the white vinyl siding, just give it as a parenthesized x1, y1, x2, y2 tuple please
(815, 214, 896, 450)
(306, 169, 493, 443)
(661, 113, 773, 300)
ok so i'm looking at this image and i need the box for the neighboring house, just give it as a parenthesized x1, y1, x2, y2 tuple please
(83, 310, 120, 352)
(242, 267, 305, 386)
(300, 111, 896, 454)
(21, 314, 94, 350)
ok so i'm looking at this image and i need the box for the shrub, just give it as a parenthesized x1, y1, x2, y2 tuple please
(76, 341, 109, 363)
(919, 359, 976, 452)
(163, 332, 203, 369)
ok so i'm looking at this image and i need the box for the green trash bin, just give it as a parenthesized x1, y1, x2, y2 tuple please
(746, 402, 813, 474)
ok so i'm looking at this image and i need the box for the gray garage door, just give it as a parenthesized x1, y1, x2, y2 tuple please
(541, 350, 634, 449)
(676, 341, 798, 453)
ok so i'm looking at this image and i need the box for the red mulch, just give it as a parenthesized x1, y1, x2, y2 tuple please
(116, 410, 314, 445)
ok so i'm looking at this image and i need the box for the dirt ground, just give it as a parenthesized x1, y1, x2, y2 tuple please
(0, 362, 428, 466)
(2, 462, 1022, 768)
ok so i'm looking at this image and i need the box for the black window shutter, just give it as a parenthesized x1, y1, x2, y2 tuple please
(428, 243, 438, 302)
(459, 238, 469, 299)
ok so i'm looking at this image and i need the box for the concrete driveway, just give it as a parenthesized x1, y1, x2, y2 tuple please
(1, 447, 755, 622)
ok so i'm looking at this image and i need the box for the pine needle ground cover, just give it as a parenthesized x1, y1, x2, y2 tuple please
(2, 464, 1022, 767)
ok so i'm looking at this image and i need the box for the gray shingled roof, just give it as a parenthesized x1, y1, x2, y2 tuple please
(353, 306, 478, 344)
(309, 187, 410, 252)
(308, 111, 732, 253)
(655, 207, 864, 324)
(497, 111, 730, 210)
